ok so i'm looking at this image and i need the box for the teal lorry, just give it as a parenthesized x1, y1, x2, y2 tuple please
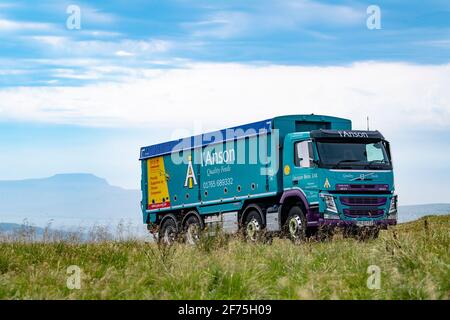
(140, 115, 397, 243)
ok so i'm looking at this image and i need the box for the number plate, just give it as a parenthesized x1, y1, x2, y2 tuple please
(356, 220, 374, 227)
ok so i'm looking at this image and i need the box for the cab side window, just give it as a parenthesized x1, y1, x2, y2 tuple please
(295, 140, 314, 167)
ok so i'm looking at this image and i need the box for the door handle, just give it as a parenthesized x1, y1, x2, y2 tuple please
(293, 180, 299, 185)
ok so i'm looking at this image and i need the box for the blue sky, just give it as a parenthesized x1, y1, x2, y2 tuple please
(0, 0, 449, 204)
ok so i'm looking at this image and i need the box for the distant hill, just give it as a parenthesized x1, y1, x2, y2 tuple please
(0, 222, 80, 240)
(0, 173, 448, 229)
(0, 173, 141, 228)
(0, 222, 118, 242)
(0, 222, 46, 235)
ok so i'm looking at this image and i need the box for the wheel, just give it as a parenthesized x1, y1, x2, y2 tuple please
(285, 206, 306, 242)
(184, 215, 202, 245)
(244, 211, 263, 242)
(158, 217, 178, 245)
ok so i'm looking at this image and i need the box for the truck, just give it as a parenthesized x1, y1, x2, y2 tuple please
(139, 114, 397, 244)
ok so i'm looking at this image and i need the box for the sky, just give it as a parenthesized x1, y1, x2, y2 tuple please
(0, 0, 449, 205)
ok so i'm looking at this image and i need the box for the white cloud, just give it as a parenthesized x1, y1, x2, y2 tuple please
(0, 62, 449, 136)
(416, 39, 450, 49)
(184, 0, 363, 39)
(51, 68, 101, 80)
(31, 35, 66, 46)
(0, 3, 17, 9)
(0, 18, 53, 32)
(286, 0, 363, 26)
(80, 6, 118, 25)
(185, 12, 250, 39)
(0, 69, 27, 75)
(29, 36, 172, 58)
(115, 50, 135, 57)
(83, 30, 122, 38)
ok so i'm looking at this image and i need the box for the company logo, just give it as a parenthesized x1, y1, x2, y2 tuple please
(351, 172, 376, 181)
(184, 155, 198, 189)
(202, 148, 235, 167)
(337, 131, 369, 138)
(324, 178, 331, 189)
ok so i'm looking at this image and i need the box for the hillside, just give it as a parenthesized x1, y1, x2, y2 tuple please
(0, 215, 448, 299)
(0, 223, 47, 236)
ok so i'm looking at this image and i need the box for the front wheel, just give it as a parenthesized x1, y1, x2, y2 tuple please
(285, 206, 307, 243)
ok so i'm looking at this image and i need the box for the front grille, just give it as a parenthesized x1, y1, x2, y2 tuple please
(343, 209, 384, 217)
(340, 197, 387, 206)
(337, 184, 389, 191)
(334, 184, 390, 194)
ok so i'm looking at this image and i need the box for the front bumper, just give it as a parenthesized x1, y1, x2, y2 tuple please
(317, 192, 397, 228)
(318, 217, 397, 228)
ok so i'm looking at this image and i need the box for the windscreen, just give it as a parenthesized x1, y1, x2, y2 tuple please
(315, 140, 392, 169)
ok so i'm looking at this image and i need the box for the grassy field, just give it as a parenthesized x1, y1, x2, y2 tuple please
(0, 215, 449, 300)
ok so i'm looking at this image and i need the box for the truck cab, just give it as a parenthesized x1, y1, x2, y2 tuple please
(280, 128, 397, 239)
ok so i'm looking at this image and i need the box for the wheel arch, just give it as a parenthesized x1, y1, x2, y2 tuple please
(240, 203, 265, 227)
(159, 213, 180, 231)
(279, 189, 309, 226)
(181, 209, 204, 229)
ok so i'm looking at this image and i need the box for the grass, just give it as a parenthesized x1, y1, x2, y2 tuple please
(0, 215, 449, 299)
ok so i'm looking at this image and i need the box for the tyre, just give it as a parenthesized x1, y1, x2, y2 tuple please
(285, 206, 307, 242)
(184, 215, 202, 245)
(244, 211, 263, 242)
(158, 217, 178, 245)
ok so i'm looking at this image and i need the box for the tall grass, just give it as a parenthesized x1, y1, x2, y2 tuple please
(0, 215, 448, 299)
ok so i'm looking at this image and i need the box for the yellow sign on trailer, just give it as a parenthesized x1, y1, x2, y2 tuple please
(147, 157, 170, 209)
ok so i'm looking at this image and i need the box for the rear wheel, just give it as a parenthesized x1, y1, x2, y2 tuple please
(158, 217, 178, 245)
(244, 211, 263, 242)
(285, 206, 307, 242)
(184, 215, 202, 245)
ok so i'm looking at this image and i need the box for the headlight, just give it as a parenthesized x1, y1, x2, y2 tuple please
(389, 195, 397, 214)
(321, 194, 338, 213)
